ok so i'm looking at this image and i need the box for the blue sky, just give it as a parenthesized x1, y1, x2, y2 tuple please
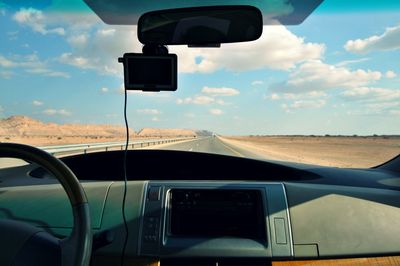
(0, 0, 399, 135)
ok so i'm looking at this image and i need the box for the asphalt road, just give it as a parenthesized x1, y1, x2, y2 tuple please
(156, 136, 265, 160)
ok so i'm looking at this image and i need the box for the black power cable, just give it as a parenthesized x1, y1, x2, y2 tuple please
(120, 87, 129, 266)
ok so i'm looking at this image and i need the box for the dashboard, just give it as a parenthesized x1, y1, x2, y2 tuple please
(1, 150, 400, 265)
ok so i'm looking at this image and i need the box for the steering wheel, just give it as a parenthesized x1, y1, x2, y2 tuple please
(0, 143, 92, 266)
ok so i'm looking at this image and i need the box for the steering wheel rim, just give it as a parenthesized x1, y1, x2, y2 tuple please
(0, 143, 92, 266)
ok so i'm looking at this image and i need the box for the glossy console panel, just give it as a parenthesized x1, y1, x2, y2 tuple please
(139, 182, 293, 259)
(168, 189, 265, 239)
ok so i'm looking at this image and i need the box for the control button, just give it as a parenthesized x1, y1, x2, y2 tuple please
(148, 186, 161, 201)
(144, 217, 159, 226)
(144, 234, 158, 243)
(143, 216, 159, 243)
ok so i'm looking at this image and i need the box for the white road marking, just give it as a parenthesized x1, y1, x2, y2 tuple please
(217, 138, 244, 157)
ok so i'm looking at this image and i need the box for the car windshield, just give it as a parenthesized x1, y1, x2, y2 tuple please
(0, 0, 399, 168)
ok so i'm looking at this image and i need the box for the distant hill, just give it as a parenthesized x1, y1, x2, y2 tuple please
(137, 128, 197, 137)
(0, 116, 209, 140)
(0, 115, 135, 138)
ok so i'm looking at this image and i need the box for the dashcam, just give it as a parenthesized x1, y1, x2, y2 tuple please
(119, 53, 177, 92)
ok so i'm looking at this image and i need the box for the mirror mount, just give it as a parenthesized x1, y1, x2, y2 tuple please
(142, 44, 169, 55)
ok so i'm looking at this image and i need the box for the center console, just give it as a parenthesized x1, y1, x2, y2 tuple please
(139, 182, 292, 259)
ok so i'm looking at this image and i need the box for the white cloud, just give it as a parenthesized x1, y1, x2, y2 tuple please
(346, 101, 400, 116)
(7, 31, 18, 41)
(32, 100, 43, 106)
(386, 70, 397, 79)
(0, 70, 13, 79)
(0, 53, 69, 78)
(216, 99, 228, 105)
(266, 91, 327, 101)
(170, 26, 325, 73)
(54, 20, 322, 76)
(267, 60, 386, 113)
(251, 80, 264, 86)
(97, 29, 116, 36)
(342, 87, 400, 103)
(105, 113, 118, 118)
(184, 113, 196, 118)
(13, 8, 65, 35)
(11, 11, 322, 76)
(0, 55, 15, 67)
(201, 86, 239, 97)
(100, 87, 109, 93)
(42, 108, 71, 116)
(48, 71, 70, 78)
(282, 99, 326, 112)
(342, 87, 400, 116)
(292, 100, 326, 109)
(59, 25, 141, 76)
(335, 58, 369, 67)
(176, 87, 236, 107)
(265, 90, 328, 113)
(25, 68, 70, 78)
(176, 96, 215, 105)
(176, 95, 228, 105)
(137, 109, 161, 115)
(151, 117, 160, 122)
(302, 91, 327, 98)
(389, 110, 400, 115)
(67, 34, 88, 48)
(59, 53, 91, 69)
(0, 105, 4, 112)
(46, 12, 99, 31)
(269, 93, 281, 100)
(209, 109, 223, 115)
(344, 24, 400, 53)
(367, 102, 400, 108)
(270, 60, 382, 93)
(192, 96, 214, 105)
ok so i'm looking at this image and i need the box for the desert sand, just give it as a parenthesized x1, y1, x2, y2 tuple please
(222, 136, 400, 168)
(138, 128, 196, 137)
(0, 116, 197, 146)
(0, 116, 132, 146)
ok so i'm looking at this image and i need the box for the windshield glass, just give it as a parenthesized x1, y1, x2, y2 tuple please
(0, 0, 399, 168)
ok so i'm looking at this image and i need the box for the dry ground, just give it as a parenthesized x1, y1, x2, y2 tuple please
(0, 135, 177, 147)
(0, 136, 127, 146)
(222, 136, 400, 168)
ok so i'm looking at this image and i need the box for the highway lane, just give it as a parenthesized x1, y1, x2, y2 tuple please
(155, 136, 267, 160)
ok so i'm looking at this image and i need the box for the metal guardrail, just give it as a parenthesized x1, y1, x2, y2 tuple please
(39, 137, 196, 156)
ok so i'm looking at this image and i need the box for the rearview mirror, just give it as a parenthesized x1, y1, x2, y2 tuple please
(137, 6, 263, 46)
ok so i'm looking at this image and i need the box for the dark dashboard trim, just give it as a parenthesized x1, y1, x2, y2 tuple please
(49, 150, 400, 191)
